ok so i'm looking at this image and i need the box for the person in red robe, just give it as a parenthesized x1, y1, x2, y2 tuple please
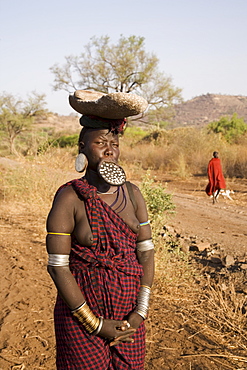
(205, 151, 226, 202)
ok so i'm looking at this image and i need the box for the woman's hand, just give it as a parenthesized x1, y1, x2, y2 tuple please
(97, 319, 136, 346)
(104, 312, 144, 347)
(127, 311, 144, 329)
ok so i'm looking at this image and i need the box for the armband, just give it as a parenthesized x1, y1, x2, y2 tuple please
(48, 254, 70, 266)
(139, 220, 150, 227)
(136, 239, 154, 252)
(47, 232, 71, 236)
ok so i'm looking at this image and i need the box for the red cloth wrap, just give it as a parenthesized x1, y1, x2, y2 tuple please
(53, 178, 145, 370)
(205, 158, 226, 196)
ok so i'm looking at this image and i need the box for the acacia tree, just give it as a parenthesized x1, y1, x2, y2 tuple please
(0, 92, 47, 154)
(50, 35, 182, 118)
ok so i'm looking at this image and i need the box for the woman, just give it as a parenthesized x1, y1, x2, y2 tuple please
(46, 91, 154, 369)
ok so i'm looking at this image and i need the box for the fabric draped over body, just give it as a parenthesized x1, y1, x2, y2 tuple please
(205, 158, 226, 196)
(54, 178, 145, 370)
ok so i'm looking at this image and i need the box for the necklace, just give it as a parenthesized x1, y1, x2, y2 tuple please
(97, 186, 127, 213)
(97, 188, 119, 195)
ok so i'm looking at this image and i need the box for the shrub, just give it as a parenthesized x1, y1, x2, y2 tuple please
(207, 113, 247, 143)
(54, 134, 79, 148)
(140, 171, 175, 221)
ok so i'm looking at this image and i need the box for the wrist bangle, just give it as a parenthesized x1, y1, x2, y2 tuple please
(93, 316, 104, 335)
(71, 302, 100, 334)
(71, 301, 87, 313)
(135, 285, 151, 320)
(134, 309, 147, 320)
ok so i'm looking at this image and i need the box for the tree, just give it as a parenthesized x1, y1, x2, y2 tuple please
(50, 35, 182, 116)
(0, 92, 47, 154)
(207, 113, 247, 143)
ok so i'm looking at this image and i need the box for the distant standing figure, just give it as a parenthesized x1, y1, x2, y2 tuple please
(205, 151, 226, 203)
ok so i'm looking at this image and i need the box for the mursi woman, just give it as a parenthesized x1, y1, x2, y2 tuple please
(46, 90, 155, 370)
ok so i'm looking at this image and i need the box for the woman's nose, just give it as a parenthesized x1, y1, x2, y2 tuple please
(104, 145, 113, 156)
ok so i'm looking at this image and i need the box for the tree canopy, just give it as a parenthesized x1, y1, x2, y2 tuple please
(50, 35, 182, 116)
(0, 92, 47, 154)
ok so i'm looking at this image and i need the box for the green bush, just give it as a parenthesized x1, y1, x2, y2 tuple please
(207, 113, 247, 143)
(140, 171, 175, 223)
(37, 134, 79, 154)
(55, 134, 79, 148)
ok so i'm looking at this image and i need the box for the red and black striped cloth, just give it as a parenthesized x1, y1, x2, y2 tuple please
(54, 178, 145, 369)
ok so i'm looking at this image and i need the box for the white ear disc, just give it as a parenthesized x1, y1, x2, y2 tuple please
(98, 161, 126, 186)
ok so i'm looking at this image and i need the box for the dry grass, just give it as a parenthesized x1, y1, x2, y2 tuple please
(193, 275, 247, 350)
(120, 127, 247, 178)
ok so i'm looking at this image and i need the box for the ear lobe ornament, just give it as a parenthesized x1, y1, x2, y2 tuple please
(75, 153, 88, 173)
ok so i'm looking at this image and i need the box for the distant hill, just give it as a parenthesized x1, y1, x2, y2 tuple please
(172, 94, 247, 127)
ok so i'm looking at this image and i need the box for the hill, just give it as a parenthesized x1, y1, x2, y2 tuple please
(172, 93, 247, 127)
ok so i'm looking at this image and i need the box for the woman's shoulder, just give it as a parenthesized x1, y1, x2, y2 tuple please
(125, 181, 145, 204)
(53, 183, 82, 207)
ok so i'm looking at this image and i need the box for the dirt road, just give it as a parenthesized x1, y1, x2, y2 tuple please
(166, 176, 247, 257)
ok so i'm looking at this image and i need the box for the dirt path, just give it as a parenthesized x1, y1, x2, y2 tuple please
(166, 176, 247, 257)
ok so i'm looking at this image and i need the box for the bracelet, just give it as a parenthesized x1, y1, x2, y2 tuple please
(135, 309, 147, 320)
(71, 301, 86, 313)
(141, 284, 151, 290)
(72, 302, 100, 334)
(93, 316, 104, 336)
(134, 285, 151, 320)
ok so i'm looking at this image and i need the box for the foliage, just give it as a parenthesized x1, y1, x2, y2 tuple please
(207, 113, 247, 143)
(0, 92, 47, 154)
(140, 171, 175, 221)
(122, 126, 148, 143)
(140, 172, 175, 244)
(50, 35, 182, 112)
(54, 134, 79, 148)
(37, 134, 79, 155)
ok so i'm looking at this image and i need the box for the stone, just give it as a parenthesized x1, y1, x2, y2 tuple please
(222, 255, 235, 267)
(196, 242, 211, 252)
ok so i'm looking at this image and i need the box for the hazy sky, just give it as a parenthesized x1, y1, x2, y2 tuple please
(1, 0, 246, 115)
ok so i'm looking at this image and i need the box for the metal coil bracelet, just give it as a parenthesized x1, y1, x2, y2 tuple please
(134, 285, 151, 320)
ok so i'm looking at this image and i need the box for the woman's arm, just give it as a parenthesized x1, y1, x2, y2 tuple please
(123, 185, 155, 329)
(133, 184, 155, 289)
(110, 184, 155, 346)
(46, 186, 86, 309)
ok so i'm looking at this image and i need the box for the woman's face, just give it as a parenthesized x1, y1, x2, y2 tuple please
(81, 129, 120, 170)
